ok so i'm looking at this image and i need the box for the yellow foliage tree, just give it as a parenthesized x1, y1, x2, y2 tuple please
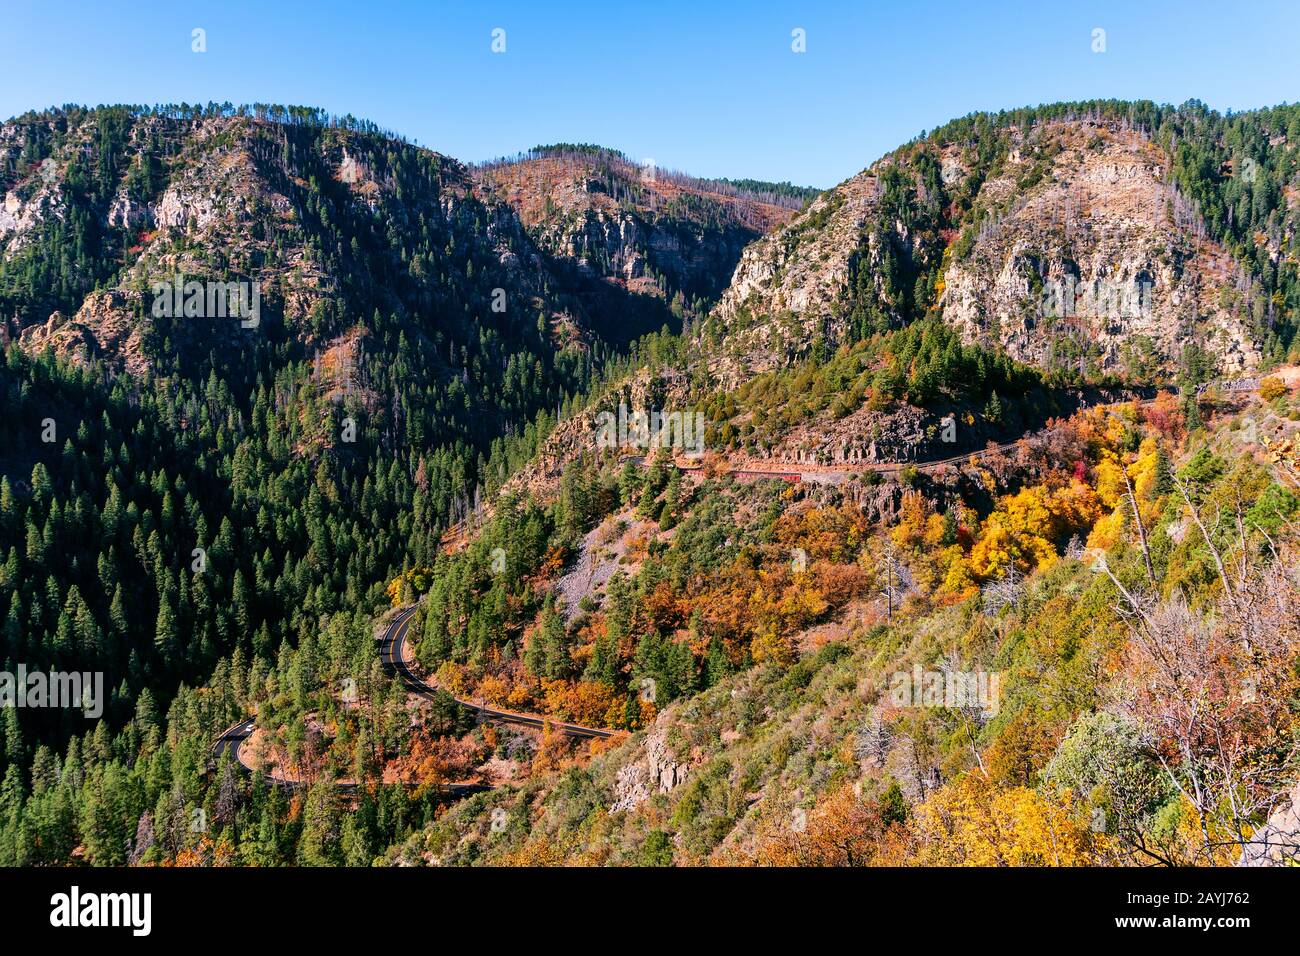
(1260, 376, 1287, 402)
(970, 481, 1100, 579)
(909, 775, 1102, 865)
(938, 545, 978, 599)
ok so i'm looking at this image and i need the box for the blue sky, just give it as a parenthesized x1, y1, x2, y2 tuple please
(3, 0, 1297, 187)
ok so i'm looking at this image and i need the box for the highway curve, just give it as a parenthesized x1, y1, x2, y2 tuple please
(674, 394, 1179, 483)
(378, 603, 618, 740)
(442, 391, 1183, 540)
(210, 604, 617, 793)
(210, 715, 490, 796)
(213, 387, 1216, 789)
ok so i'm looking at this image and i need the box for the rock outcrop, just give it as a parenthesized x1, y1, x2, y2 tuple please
(700, 119, 1265, 385)
(942, 123, 1260, 373)
(1238, 780, 1300, 866)
(477, 150, 806, 311)
(610, 717, 691, 812)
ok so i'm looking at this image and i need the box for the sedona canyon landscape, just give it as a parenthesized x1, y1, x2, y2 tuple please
(0, 0, 1298, 941)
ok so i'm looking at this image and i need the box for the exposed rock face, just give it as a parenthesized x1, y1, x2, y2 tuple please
(725, 402, 934, 470)
(477, 151, 803, 310)
(0, 175, 66, 257)
(107, 189, 154, 230)
(706, 172, 879, 388)
(545, 204, 754, 300)
(1238, 780, 1300, 866)
(942, 123, 1259, 373)
(717, 181, 873, 319)
(19, 290, 148, 374)
(610, 718, 691, 812)
(336, 147, 370, 189)
(700, 120, 1264, 386)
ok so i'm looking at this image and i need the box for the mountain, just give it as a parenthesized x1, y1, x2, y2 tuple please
(0, 105, 597, 446)
(0, 102, 810, 797)
(700, 101, 1300, 388)
(1, 115, 804, 378)
(2, 99, 1299, 872)
(476, 145, 813, 338)
(380, 101, 1300, 870)
(391, 392, 1300, 867)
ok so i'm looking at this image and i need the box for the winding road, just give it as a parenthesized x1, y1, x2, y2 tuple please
(378, 603, 616, 740)
(210, 712, 491, 795)
(210, 604, 617, 794)
(214, 380, 1266, 791)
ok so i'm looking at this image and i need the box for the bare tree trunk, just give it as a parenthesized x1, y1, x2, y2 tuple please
(1171, 473, 1236, 608)
(1122, 465, 1155, 584)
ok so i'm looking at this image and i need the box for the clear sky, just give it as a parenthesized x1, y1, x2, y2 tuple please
(3, 0, 1298, 188)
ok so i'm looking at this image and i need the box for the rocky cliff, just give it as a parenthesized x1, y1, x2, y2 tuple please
(476, 148, 810, 332)
(700, 116, 1281, 386)
(942, 122, 1260, 374)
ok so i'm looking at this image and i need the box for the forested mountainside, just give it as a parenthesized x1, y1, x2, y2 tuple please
(2, 105, 599, 468)
(477, 144, 815, 334)
(401, 398, 1300, 866)
(704, 100, 1300, 386)
(1, 100, 1298, 868)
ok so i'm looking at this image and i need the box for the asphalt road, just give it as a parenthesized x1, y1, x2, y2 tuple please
(209, 603, 616, 794)
(378, 603, 617, 740)
(445, 391, 1180, 530)
(209, 695, 491, 796)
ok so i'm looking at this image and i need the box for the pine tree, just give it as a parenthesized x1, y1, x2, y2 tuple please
(298, 779, 343, 866)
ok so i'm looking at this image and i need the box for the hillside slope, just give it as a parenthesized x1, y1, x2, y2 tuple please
(394, 386, 1300, 867)
(477, 146, 813, 336)
(701, 102, 1300, 387)
(3, 99, 1299, 872)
